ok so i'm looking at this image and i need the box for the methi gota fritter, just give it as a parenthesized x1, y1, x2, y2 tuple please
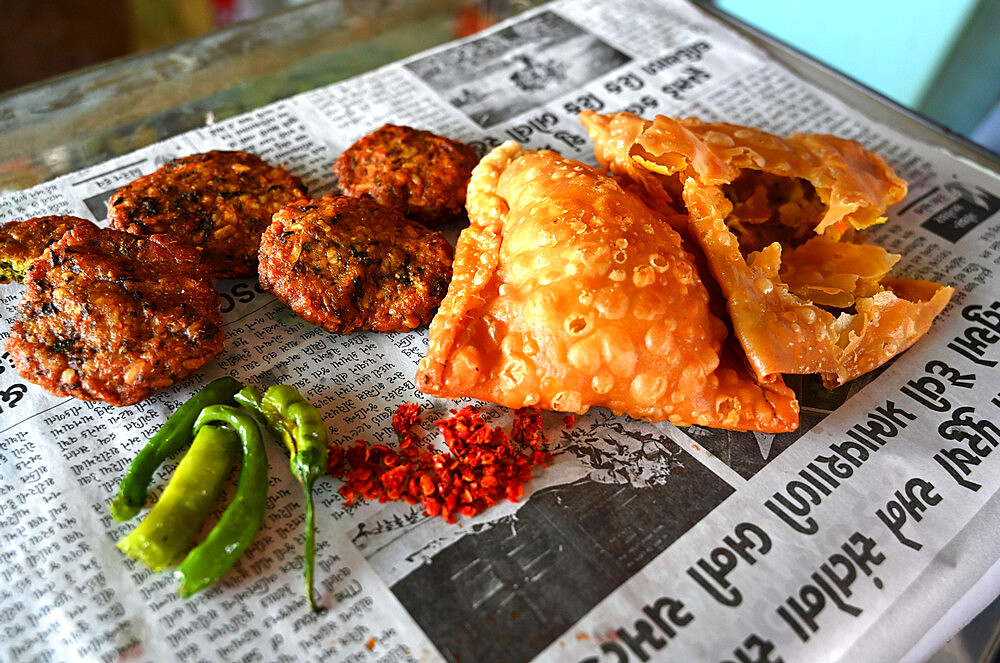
(416, 142, 799, 432)
(107, 150, 308, 279)
(6, 225, 224, 406)
(581, 110, 952, 389)
(0, 215, 97, 283)
(333, 124, 480, 228)
(258, 195, 453, 334)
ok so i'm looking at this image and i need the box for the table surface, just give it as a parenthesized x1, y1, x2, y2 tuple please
(0, 0, 548, 193)
(2, 2, 999, 661)
(2, 0, 996, 196)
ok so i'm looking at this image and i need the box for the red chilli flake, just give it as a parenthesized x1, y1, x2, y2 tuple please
(327, 404, 553, 523)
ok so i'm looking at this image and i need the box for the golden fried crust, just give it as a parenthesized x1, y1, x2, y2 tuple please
(679, 138, 949, 388)
(416, 143, 798, 432)
(619, 112, 908, 238)
(580, 110, 687, 228)
(6, 225, 224, 406)
(258, 196, 453, 334)
(333, 124, 480, 228)
(107, 150, 308, 279)
(0, 215, 97, 283)
(582, 111, 952, 387)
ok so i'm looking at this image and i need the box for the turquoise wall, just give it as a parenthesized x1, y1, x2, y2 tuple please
(715, 0, 979, 107)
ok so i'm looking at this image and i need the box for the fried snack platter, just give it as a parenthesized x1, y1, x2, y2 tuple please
(0, 112, 965, 661)
(7, 114, 941, 425)
(2, 0, 1000, 661)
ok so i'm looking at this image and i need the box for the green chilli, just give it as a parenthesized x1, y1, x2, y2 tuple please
(110, 376, 243, 522)
(116, 424, 240, 572)
(236, 384, 328, 611)
(174, 404, 269, 598)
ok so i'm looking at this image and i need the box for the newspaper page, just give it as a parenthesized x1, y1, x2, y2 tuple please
(2, 0, 1000, 661)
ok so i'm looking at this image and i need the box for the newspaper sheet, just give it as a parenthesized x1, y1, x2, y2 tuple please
(2, 0, 1000, 661)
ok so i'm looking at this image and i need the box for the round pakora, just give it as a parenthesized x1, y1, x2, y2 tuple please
(333, 124, 479, 228)
(0, 215, 96, 284)
(6, 224, 224, 406)
(107, 150, 308, 279)
(258, 195, 453, 334)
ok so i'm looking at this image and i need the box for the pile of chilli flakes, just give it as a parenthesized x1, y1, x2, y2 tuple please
(327, 403, 557, 522)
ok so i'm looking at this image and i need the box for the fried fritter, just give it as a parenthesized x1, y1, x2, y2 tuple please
(258, 196, 453, 334)
(0, 215, 96, 283)
(6, 225, 224, 406)
(107, 150, 308, 279)
(333, 124, 479, 228)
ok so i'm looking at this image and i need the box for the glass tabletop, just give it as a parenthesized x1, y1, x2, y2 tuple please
(0, 0, 547, 193)
(2, 0, 995, 196)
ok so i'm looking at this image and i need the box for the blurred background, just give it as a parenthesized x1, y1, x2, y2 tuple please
(0, 0, 496, 91)
(2, 0, 998, 154)
(1, 1, 293, 92)
(710, 0, 1000, 154)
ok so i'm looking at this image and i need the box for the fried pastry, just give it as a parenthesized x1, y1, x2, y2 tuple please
(416, 142, 798, 432)
(580, 110, 687, 228)
(581, 111, 953, 388)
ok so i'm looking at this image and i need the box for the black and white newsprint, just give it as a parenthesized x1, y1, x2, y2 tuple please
(2, 0, 999, 661)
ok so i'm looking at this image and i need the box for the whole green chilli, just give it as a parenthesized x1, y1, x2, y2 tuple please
(235, 384, 328, 611)
(116, 424, 240, 572)
(110, 376, 243, 522)
(175, 404, 269, 598)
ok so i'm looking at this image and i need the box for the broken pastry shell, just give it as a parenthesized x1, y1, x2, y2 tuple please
(581, 110, 953, 388)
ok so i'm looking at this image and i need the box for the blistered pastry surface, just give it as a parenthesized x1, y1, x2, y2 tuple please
(417, 143, 798, 432)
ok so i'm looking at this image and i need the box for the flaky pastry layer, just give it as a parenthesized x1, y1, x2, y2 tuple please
(581, 111, 953, 388)
(416, 142, 798, 432)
